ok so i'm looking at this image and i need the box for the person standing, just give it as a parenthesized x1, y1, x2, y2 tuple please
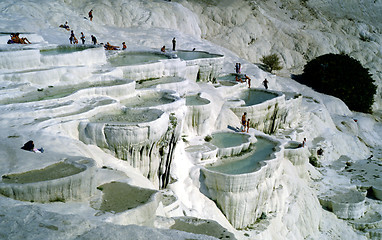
(263, 78, 269, 89)
(246, 119, 251, 133)
(172, 37, 176, 51)
(88, 9, 93, 21)
(69, 30, 75, 44)
(245, 75, 251, 88)
(241, 112, 247, 132)
(91, 35, 97, 45)
(80, 32, 85, 44)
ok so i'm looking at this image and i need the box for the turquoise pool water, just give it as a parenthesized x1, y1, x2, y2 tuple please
(210, 132, 250, 148)
(240, 89, 278, 106)
(136, 76, 184, 89)
(40, 46, 93, 55)
(185, 95, 210, 106)
(121, 92, 176, 108)
(206, 138, 276, 174)
(175, 50, 222, 60)
(108, 52, 169, 66)
(92, 109, 163, 124)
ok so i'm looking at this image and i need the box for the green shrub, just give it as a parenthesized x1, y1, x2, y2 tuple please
(300, 53, 376, 113)
(260, 53, 283, 72)
(204, 135, 212, 142)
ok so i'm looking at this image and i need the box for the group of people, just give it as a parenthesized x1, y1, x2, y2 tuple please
(62, 9, 97, 45)
(7, 33, 31, 44)
(235, 74, 251, 88)
(234, 63, 270, 90)
(67, 30, 98, 45)
(160, 37, 177, 53)
(241, 112, 251, 133)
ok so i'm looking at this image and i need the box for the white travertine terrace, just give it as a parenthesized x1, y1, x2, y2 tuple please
(79, 108, 176, 188)
(201, 135, 283, 229)
(284, 140, 311, 179)
(175, 50, 224, 82)
(230, 89, 302, 134)
(93, 181, 161, 226)
(183, 92, 213, 136)
(108, 50, 224, 83)
(0, 0, 381, 238)
(210, 131, 253, 158)
(0, 157, 96, 203)
(318, 190, 367, 220)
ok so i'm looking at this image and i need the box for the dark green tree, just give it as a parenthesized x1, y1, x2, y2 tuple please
(260, 53, 283, 73)
(300, 53, 376, 113)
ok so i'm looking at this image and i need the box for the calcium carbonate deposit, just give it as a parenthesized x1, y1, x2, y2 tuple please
(0, 0, 381, 239)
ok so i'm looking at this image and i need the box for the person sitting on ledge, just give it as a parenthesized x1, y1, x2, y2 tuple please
(59, 21, 70, 31)
(8, 33, 31, 44)
(104, 42, 119, 50)
(298, 138, 307, 148)
(21, 140, 44, 153)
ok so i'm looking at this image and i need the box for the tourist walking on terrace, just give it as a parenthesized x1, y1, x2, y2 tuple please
(263, 78, 269, 89)
(246, 119, 251, 133)
(88, 9, 93, 21)
(172, 37, 176, 51)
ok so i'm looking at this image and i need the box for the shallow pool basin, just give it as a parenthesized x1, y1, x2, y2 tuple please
(0, 157, 96, 203)
(94, 181, 160, 226)
(239, 89, 278, 106)
(185, 94, 210, 106)
(175, 50, 223, 60)
(108, 51, 170, 66)
(206, 137, 276, 174)
(40, 45, 96, 55)
(209, 132, 252, 157)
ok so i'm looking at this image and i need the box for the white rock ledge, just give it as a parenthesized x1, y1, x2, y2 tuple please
(79, 108, 179, 188)
(0, 157, 96, 203)
(175, 50, 224, 82)
(318, 190, 367, 220)
(93, 181, 161, 226)
(201, 135, 283, 229)
(284, 140, 311, 179)
(210, 131, 253, 158)
(183, 93, 213, 136)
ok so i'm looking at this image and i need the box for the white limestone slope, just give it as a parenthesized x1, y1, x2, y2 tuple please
(0, 0, 381, 240)
(179, 0, 382, 112)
